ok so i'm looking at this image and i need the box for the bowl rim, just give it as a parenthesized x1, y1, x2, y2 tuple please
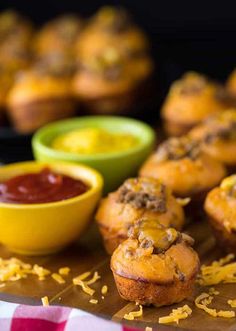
(0, 160, 103, 209)
(32, 116, 156, 161)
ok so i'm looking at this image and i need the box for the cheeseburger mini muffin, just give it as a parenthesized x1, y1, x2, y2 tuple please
(0, 10, 33, 72)
(95, 177, 185, 254)
(205, 175, 236, 253)
(6, 67, 76, 133)
(76, 6, 149, 62)
(161, 72, 230, 136)
(111, 218, 199, 306)
(34, 14, 83, 57)
(140, 136, 226, 215)
(190, 109, 236, 171)
(73, 46, 153, 114)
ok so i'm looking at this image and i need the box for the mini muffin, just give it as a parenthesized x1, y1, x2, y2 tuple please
(34, 14, 83, 57)
(0, 10, 33, 72)
(73, 47, 153, 114)
(6, 67, 76, 133)
(205, 175, 236, 253)
(76, 6, 149, 62)
(190, 109, 236, 171)
(96, 177, 185, 254)
(161, 72, 230, 136)
(140, 136, 226, 217)
(111, 218, 200, 306)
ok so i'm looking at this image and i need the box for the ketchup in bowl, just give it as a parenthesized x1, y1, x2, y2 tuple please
(0, 168, 88, 204)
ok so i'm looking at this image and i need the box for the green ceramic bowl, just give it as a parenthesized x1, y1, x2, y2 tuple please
(32, 116, 155, 193)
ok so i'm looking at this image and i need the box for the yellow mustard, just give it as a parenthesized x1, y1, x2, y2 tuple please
(51, 127, 138, 155)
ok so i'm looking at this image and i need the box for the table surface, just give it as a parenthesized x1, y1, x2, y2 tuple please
(0, 220, 235, 331)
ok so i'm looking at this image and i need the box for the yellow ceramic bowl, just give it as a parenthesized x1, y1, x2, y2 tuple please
(0, 161, 103, 256)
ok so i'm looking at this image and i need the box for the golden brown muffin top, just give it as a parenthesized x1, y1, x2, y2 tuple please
(117, 177, 167, 212)
(170, 72, 223, 98)
(192, 109, 236, 144)
(111, 219, 198, 283)
(37, 14, 83, 43)
(0, 10, 32, 41)
(155, 136, 201, 162)
(79, 47, 124, 79)
(90, 6, 131, 33)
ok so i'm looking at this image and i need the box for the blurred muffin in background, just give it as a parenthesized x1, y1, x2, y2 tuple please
(140, 135, 226, 219)
(6, 66, 76, 134)
(76, 6, 149, 61)
(226, 69, 236, 98)
(34, 14, 83, 58)
(161, 72, 231, 137)
(73, 6, 154, 114)
(190, 109, 236, 172)
(0, 10, 33, 72)
(0, 67, 15, 125)
(73, 46, 153, 114)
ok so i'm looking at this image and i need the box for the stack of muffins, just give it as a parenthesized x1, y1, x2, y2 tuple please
(0, 7, 154, 134)
(94, 70, 236, 308)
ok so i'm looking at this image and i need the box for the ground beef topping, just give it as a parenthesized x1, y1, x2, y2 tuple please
(203, 111, 236, 144)
(156, 136, 201, 161)
(117, 177, 167, 212)
(127, 219, 178, 254)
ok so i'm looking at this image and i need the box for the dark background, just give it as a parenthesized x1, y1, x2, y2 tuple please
(1, 0, 236, 91)
(1, 0, 236, 162)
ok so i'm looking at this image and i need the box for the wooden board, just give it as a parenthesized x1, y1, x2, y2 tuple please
(0, 220, 235, 331)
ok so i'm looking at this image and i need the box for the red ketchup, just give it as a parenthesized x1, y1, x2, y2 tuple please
(0, 168, 88, 204)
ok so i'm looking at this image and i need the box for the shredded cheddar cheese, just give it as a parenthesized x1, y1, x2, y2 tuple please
(0, 283, 5, 288)
(159, 305, 192, 324)
(101, 285, 108, 295)
(58, 267, 70, 276)
(89, 299, 98, 304)
(73, 271, 101, 296)
(197, 254, 236, 286)
(195, 292, 235, 318)
(124, 305, 143, 321)
(41, 296, 49, 306)
(52, 273, 65, 284)
(176, 197, 191, 206)
(73, 272, 91, 284)
(0, 258, 51, 282)
(74, 278, 95, 296)
(228, 299, 236, 308)
(86, 272, 101, 285)
(145, 327, 152, 331)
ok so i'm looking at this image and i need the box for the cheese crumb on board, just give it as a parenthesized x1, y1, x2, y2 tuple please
(52, 273, 65, 284)
(73, 271, 101, 296)
(195, 292, 235, 318)
(0, 283, 6, 288)
(124, 305, 143, 321)
(41, 296, 49, 306)
(58, 267, 70, 276)
(159, 305, 192, 324)
(101, 285, 108, 295)
(73, 271, 91, 284)
(197, 254, 236, 286)
(145, 327, 152, 331)
(228, 299, 236, 308)
(89, 299, 98, 304)
(86, 272, 101, 285)
(176, 197, 191, 206)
